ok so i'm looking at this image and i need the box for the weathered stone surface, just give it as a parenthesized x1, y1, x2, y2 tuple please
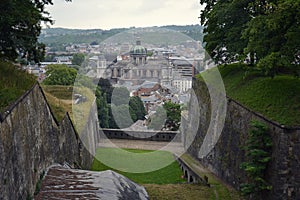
(0, 84, 98, 199)
(183, 79, 300, 200)
(35, 166, 149, 200)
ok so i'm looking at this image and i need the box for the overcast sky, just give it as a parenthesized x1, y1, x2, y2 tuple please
(46, 0, 203, 29)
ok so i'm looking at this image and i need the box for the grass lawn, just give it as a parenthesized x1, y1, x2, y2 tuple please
(0, 61, 36, 112)
(144, 184, 214, 200)
(91, 148, 242, 200)
(91, 148, 186, 184)
(198, 63, 300, 127)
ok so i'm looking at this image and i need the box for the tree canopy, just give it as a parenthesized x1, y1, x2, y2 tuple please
(0, 0, 71, 63)
(95, 82, 146, 129)
(72, 53, 85, 66)
(200, 0, 300, 75)
(43, 64, 77, 85)
(148, 101, 181, 131)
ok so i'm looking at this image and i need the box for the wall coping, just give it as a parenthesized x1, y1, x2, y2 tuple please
(101, 128, 179, 134)
(194, 78, 300, 130)
(0, 83, 39, 123)
(227, 97, 300, 130)
(0, 82, 68, 128)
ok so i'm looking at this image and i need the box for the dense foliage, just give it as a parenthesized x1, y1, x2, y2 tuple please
(96, 81, 146, 129)
(240, 120, 272, 199)
(72, 53, 85, 66)
(96, 87, 109, 128)
(129, 96, 147, 122)
(148, 101, 181, 131)
(200, 0, 300, 76)
(0, 0, 71, 62)
(43, 64, 77, 85)
(97, 78, 114, 103)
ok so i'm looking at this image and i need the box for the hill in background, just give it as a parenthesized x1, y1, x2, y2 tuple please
(39, 25, 204, 48)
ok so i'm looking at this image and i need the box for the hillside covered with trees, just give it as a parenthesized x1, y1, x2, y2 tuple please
(39, 25, 204, 48)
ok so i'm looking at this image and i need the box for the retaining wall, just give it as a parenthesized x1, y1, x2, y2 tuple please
(183, 79, 300, 200)
(100, 128, 181, 142)
(0, 83, 98, 199)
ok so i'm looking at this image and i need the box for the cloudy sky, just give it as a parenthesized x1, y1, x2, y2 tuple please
(46, 0, 203, 29)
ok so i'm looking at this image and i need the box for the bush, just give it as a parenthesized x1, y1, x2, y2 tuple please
(43, 64, 77, 86)
(240, 120, 272, 199)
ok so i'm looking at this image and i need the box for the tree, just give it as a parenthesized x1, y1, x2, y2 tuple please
(108, 104, 118, 129)
(200, 0, 300, 74)
(111, 104, 134, 129)
(111, 87, 130, 106)
(243, 0, 300, 71)
(96, 87, 109, 128)
(0, 0, 71, 63)
(148, 106, 167, 130)
(200, 0, 252, 64)
(97, 78, 114, 103)
(148, 101, 181, 131)
(163, 101, 181, 131)
(72, 53, 85, 66)
(129, 96, 147, 121)
(43, 64, 77, 85)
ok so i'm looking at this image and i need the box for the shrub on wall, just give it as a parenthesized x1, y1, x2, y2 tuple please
(240, 120, 273, 199)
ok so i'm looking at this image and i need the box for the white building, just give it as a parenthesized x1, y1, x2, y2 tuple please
(172, 77, 192, 94)
(88, 55, 108, 78)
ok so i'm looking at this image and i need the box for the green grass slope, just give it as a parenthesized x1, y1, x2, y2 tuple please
(198, 63, 300, 127)
(0, 61, 36, 112)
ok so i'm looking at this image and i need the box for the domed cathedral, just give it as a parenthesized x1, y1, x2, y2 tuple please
(109, 38, 173, 86)
(130, 39, 147, 65)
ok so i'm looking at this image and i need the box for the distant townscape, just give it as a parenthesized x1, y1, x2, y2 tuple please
(24, 26, 206, 131)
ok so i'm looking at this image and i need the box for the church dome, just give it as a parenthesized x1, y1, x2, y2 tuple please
(130, 40, 147, 55)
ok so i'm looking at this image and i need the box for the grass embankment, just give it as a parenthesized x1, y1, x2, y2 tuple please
(180, 153, 242, 200)
(92, 148, 241, 200)
(41, 85, 95, 132)
(144, 184, 212, 200)
(198, 63, 300, 127)
(42, 85, 73, 121)
(0, 61, 36, 112)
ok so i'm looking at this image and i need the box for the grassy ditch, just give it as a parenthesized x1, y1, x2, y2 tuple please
(91, 148, 242, 200)
(91, 148, 185, 184)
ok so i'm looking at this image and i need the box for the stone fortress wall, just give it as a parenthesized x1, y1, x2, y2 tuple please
(183, 79, 300, 200)
(0, 83, 98, 200)
(100, 129, 181, 142)
(1, 76, 299, 199)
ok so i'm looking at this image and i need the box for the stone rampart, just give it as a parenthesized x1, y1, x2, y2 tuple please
(100, 128, 181, 142)
(183, 79, 300, 200)
(0, 83, 98, 199)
